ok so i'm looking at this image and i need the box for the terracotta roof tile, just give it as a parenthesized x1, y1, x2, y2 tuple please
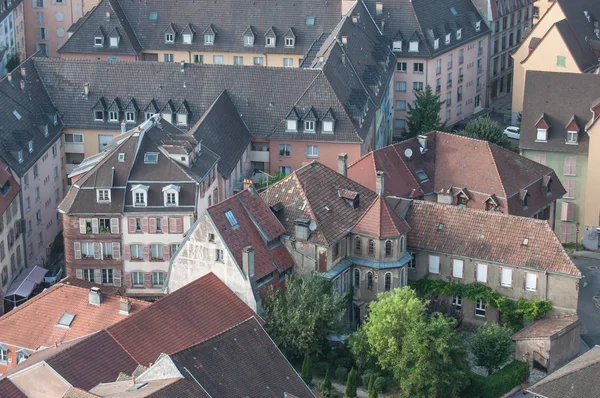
(405, 201, 580, 277)
(353, 195, 411, 237)
(513, 314, 580, 340)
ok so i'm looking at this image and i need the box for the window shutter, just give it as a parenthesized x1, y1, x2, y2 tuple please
(141, 217, 149, 233)
(74, 242, 81, 259)
(125, 272, 132, 287)
(79, 219, 86, 234)
(533, 154, 546, 165)
(76, 268, 83, 279)
(144, 272, 152, 288)
(92, 218, 99, 234)
(176, 217, 183, 233)
(124, 244, 131, 260)
(162, 216, 169, 233)
(452, 259, 463, 278)
(93, 242, 102, 259)
(142, 244, 150, 261)
(570, 157, 577, 175)
(563, 157, 570, 175)
(94, 269, 102, 283)
(477, 263, 487, 283)
(128, 217, 136, 233)
(561, 202, 569, 221)
(113, 269, 121, 287)
(560, 225, 568, 243)
(566, 226, 573, 242)
(149, 217, 157, 233)
(110, 218, 119, 234)
(112, 242, 121, 260)
(169, 218, 177, 233)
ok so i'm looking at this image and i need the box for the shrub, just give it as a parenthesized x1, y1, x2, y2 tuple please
(334, 357, 353, 369)
(320, 368, 332, 397)
(361, 371, 380, 387)
(314, 361, 330, 377)
(330, 392, 344, 398)
(385, 377, 397, 391)
(334, 367, 348, 381)
(327, 350, 339, 364)
(301, 354, 313, 385)
(374, 376, 387, 392)
(461, 360, 530, 398)
(346, 367, 357, 398)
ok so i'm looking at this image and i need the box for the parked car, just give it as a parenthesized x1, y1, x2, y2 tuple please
(44, 266, 63, 285)
(503, 126, 520, 140)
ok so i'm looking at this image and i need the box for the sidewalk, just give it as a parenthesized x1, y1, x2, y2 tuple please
(572, 250, 600, 260)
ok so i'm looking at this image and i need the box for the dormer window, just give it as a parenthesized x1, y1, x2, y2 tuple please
(16, 349, 29, 364)
(536, 128, 547, 142)
(409, 41, 418, 52)
(131, 184, 149, 207)
(163, 184, 180, 206)
(519, 189, 529, 208)
(323, 120, 334, 133)
(393, 40, 402, 51)
(97, 189, 111, 203)
(17, 150, 23, 163)
(125, 112, 135, 123)
(109, 111, 118, 122)
(28, 140, 34, 153)
(566, 130, 578, 144)
(165, 33, 174, 43)
(118, 153, 125, 162)
(445, 33, 451, 44)
(266, 36, 276, 47)
(162, 112, 172, 123)
(95, 111, 104, 121)
(433, 38, 439, 49)
(286, 120, 297, 132)
(109, 37, 119, 47)
(204, 34, 214, 45)
(183, 33, 193, 44)
(304, 120, 315, 132)
(94, 36, 103, 46)
(176, 113, 187, 125)
(285, 37, 295, 47)
(244, 35, 254, 46)
(476, 21, 481, 31)
(456, 29, 462, 40)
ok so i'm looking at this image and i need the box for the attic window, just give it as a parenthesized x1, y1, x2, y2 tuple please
(57, 312, 76, 328)
(286, 120, 297, 132)
(118, 153, 125, 162)
(94, 36, 103, 46)
(109, 37, 119, 47)
(97, 189, 111, 203)
(266, 36, 275, 47)
(476, 21, 481, 31)
(95, 111, 104, 121)
(445, 33, 451, 45)
(415, 169, 429, 182)
(433, 38, 439, 50)
(244, 35, 254, 46)
(225, 210, 239, 227)
(306, 16, 315, 26)
(149, 12, 158, 21)
(566, 130, 578, 144)
(304, 120, 315, 132)
(12, 110, 21, 120)
(165, 33, 174, 43)
(285, 37, 295, 47)
(323, 120, 334, 133)
(16, 349, 29, 364)
(176, 113, 188, 125)
(183, 33, 193, 44)
(409, 41, 418, 52)
(125, 111, 136, 123)
(456, 28, 462, 40)
(204, 33, 214, 45)
(438, 223, 444, 231)
(536, 128, 547, 142)
(450, 7, 457, 15)
(108, 111, 118, 122)
(28, 140, 34, 153)
(144, 152, 159, 164)
(393, 40, 402, 52)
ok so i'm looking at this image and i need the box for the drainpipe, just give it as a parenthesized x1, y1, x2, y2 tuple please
(545, 270, 549, 300)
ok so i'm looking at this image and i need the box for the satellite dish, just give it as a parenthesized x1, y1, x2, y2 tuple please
(404, 148, 413, 159)
(309, 221, 317, 231)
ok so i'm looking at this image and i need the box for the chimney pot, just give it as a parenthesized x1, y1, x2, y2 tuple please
(20, 67, 26, 78)
(243, 178, 253, 190)
(376, 171, 385, 196)
(338, 153, 348, 176)
(341, 36, 348, 44)
(242, 246, 255, 279)
(121, 120, 127, 134)
(88, 287, 103, 306)
(119, 297, 132, 315)
(19, 80, 25, 90)
(7, 73, 12, 84)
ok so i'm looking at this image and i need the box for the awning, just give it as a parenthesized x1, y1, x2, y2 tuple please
(349, 252, 413, 270)
(322, 258, 353, 280)
(5, 265, 48, 298)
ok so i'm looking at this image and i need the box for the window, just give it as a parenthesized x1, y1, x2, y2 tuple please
(433, 38, 439, 50)
(501, 268, 513, 287)
(304, 120, 315, 132)
(393, 40, 402, 51)
(447, 54, 452, 69)
(266, 36, 275, 47)
(556, 56, 566, 67)
(34, 187, 39, 201)
(385, 240, 392, 257)
(125, 112, 135, 122)
(566, 131, 578, 144)
(452, 296, 462, 309)
(286, 120, 297, 132)
(456, 28, 462, 40)
(0, 347, 7, 363)
(353, 268, 360, 287)
(445, 33, 451, 44)
(17, 350, 29, 364)
(216, 248, 224, 262)
(95, 110, 104, 121)
(233, 56, 243, 65)
(476, 20, 481, 31)
(323, 120, 334, 133)
(429, 255, 440, 274)
(225, 210, 238, 227)
(536, 128, 547, 141)
(163, 53, 174, 62)
(409, 41, 418, 52)
(132, 271, 144, 286)
(413, 62, 424, 73)
(135, 192, 146, 205)
(384, 272, 392, 291)
(109, 36, 119, 47)
(204, 34, 214, 45)
(166, 192, 176, 205)
(36, 210, 41, 223)
(413, 82, 424, 91)
(97, 189, 110, 203)
(526, 273, 537, 292)
(396, 100, 406, 111)
(306, 16, 315, 25)
(366, 271, 373, 289)
(456, 104, 462, 116)
(278, 144, 291, 156)
(279, 166, 291, 175)
(284, 58, 293, 67)
(152, 272, 164, 286)
(285, 37, 295, 47)
(452, 259, 463, 278)
(306, 145, 319, 158)
(83, 269, 94, 282)
(36, 11, 44, 25)
(108, 111, 118, 122)
(476, 263, 488, 283)
(102, 269, 114, 284)
(192, 54, 204, 64)
(131, 244, 142, 260)
(415, 169, 429, 182)
(165, 33, 174, 43)
(144, 153, 159, 164)
(436, 59, 441, 74)
(33, 164, 39, 178)
(368, 239, 375, 255)
(183, 33, 193, 44)
(211, 55, 223, 64)
(253, 56, 264, 65)
(564, 179, 576, 198)
(151, 244, 163, 260)
(397, 62, 407, 72)
(564, 156, 577, 176)
(475, 299, 486, 317)
(355, 237, 361, 254)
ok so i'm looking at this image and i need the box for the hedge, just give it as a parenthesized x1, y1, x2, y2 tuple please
(461, 360, 530, 398)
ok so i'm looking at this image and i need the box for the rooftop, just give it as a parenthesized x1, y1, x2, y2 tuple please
(513, 314, 580, 340)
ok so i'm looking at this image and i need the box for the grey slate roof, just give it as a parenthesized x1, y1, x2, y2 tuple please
(60, 0, 340, 57)
(527, 345, 600, 398)
(362, 0, 489, 58)
(520, 71, 598, 153)
(0, 57, 63, 177)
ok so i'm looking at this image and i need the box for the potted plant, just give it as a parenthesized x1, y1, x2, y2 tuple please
(99, 226, 105, 233)
(86, 226, 92, 233)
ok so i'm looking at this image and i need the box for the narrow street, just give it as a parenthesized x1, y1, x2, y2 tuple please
(572, 251, 600, 348)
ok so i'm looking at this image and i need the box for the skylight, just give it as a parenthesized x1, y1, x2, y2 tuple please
(225, 210, 239, 227)
(12, 110, 22, 120)
(450, 7, 457, 16)
(144, 152, 159, 164)
(306, 16, 315, 26)
(149, 12, 158, 21)
(57, 312, 76, 328)
(118, 153, 125, 162)
(415, 169, 429, 182)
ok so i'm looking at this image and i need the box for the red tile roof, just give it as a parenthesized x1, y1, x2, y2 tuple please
(353, 195, 411, 237)
(207, 189, 293, 279)
(513, 314, 580, 340)
(404, 201, 580, 277)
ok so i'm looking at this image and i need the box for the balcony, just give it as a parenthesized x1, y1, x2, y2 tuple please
(250, 148, 270, 163)
(64, 142, 84, 154)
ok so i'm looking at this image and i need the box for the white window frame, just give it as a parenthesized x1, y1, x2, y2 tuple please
(477, 263, 488, 283)
(433, 38, 439, 49)
(125, 112, 135, 122)
(108, 111, 118, 122)
(176, 113, 188, 125)
(131, 244, 143, 260)
(244, 35, 254, 46)
(94, 36, 103, 46)
(204, 34, 214, 45)
(96, 189, 111, 203)
(452, 259, 463, 278)
(306, 145, 319, 158)
(286, 120, 297, 132)
(266, 36, 275, 47)
(475, 299, 486, 317)
(101, 269, 114, 285)
(536, 128, 547, 142)
(132, 271, 144, 286)
(445, 33, 451, 44)
(304, 120, 315, 132)
(323, 120, 334, 133)
(452, 295, 462, 308)
(284, 37, 295, 47)
(152, 271, 164, 286)
(165, 33, 174, 43)
(283, 58, 293, 67)
(109, 37, 119, 47)
(183, 33, 193, 44)
(566, 131, 578, 144)
(525, 273, 537, 292)
(151, 244, 163, 260)
(392, 40, 402, 51)
(501, 268, 513, 287)
(428, 255, 440, 274)
(408, 41, 418, 52)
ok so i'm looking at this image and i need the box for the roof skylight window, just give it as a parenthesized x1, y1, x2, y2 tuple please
(149, 12, 158, 21)
(225, 210, 239, 227)
(57, 312, 76, 328)
(415, 169, 429, 182)
(144, 152, 159, 164)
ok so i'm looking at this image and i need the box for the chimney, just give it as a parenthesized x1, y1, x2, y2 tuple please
(7, 73, 12, 85)
(106, 11, 110, 21)
(119, 297, 132, 315)
(121, 120, 127, 134)
(417, 134, 428, 152)
(20, 80, 25, 91)
(376, 171, 385, 196)
(83, 83, 89, 98)
(88, 287, 103, 306)
(243, 178, 253, 190)
(20, 67, 26, 78)
(341, 36, 348, 44)
(180, 60, 185, 72)
(242, 246, 255, 279)
(338, 153, 348, 176)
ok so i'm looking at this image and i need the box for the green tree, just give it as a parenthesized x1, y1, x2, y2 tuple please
(301, 354, 313, 385)
(406, 85, 445, 137)
(320, 368, 332, 397)
(5, 53, 20, 74)
(262, 273, 347, 358)
(345, 367, 357, 398)
(470, 323, 514, 375)
(459, 116, 510, 148)
(253, 171, 287, 192)
(367, 376, 378, 398)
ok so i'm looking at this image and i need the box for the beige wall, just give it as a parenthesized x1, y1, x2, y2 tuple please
(142, 49, 304, 68)
(533, 0, 555, 25)
(584, 122, 600, 227)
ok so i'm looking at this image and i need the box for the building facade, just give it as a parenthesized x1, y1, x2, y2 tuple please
(0, 0, 23, 76)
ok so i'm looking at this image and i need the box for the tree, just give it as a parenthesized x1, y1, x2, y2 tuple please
(470, 323, 514, 375)
(252, 171, 287, 192)
(320, 368, 332, 397)
(345, 367, 357, 398)
(406, 85, 445, 138)
(459, 116, 510, 148)
(262, 273, 347, 358)
(367, 376, 378, 398)
(5, 53, 20, 74)
(301, 354, 313, 385)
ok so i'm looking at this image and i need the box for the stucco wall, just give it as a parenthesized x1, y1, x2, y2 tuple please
(0, 192, 26, 313)
(584, 123, 600, 228)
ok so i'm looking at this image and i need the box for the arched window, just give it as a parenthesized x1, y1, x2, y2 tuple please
(366, 271, 373, 290)
(400, 236, 405, 252)
(384, 272, 392, 291)
(385, 240, 392, 257)
(368, 239, 375, 256)
(355, 237, 361, 254)
(354, 268, 361, 287)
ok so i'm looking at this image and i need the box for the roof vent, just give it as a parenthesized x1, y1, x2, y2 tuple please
(522, 238, 529, 246)
(417, 134, 428, 153)
(438, 223, 443, 231)
(89, 287, 103, 306)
